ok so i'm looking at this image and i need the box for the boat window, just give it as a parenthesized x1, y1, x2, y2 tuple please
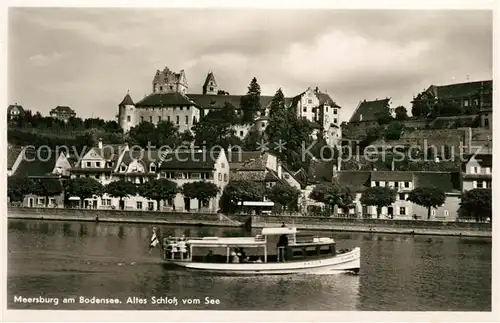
(305, 246, 319, 257)
(319, 245, 333, 255)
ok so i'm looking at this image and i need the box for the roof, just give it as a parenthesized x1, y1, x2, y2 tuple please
(370, 171, 413, 182)
(464, 153, 492, 168)
(433, 80, 492, 100)
(159, 151, 220, 170)
(120, 149, 165, 166)
(203, 72, 217, 88)
(135, 92, 198, 108)
(153, 67, 183, 84)
(336, 171, 371, 192)
(93, 144, 128, 162)
(7, 104, 25, 115)
(413, 171, 461, 193)
(119, 93, 135, 106)
(230, 170, 267, 181)
(261, 227, 297, 235)
(349, 98, 390, 123)
(186, 236, 266, 247)
(13, 148, 58, 177)
(50, 106, 75, 114)
(7, 145, 23, 170)
(316, 92, 339, 107)
(227, 151, 264, 169)
(186, 94, 293, 110)
(307, 160, 335, 183)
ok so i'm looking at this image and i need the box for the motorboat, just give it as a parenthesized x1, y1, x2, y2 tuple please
(158, 227, 360, 275)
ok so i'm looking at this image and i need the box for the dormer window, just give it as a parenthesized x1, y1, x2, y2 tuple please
(120, 165, 126, 172)
(150, 164, 156, 173)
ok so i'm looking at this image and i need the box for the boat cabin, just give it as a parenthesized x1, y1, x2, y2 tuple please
(162, 227, 337, 264)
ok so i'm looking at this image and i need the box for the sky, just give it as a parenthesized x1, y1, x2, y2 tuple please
(8, 8, 493, 122)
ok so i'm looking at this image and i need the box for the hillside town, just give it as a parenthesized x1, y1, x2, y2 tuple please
(7, 67, 493, 222)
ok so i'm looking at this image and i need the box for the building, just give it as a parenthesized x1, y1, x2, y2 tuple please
(461, 153, 492, 191)
(349, 98, 392, 126)
(289, 87, 342, 146)
(7, 104, 25, 121)
(49, 106, 76, 122)
(158, 149, 229, 212)
(9, 147, 72, 208)
(412, 80, 492, 118)
(118, 67, 343, 146)
(336, 170, 461, 220)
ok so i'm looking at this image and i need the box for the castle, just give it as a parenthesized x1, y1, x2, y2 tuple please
(118, 66, 342, 146)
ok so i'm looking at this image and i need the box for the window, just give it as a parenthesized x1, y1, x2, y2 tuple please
(158, 116, 161, 122)
(284, 174, 290, 179)
(326, 107, 328, 112)
(398, 193, 405, 200)
(473, 180, 477, 188)
(308, 99, 312, 104)
(444, 210, 449, 217)
(185, 116, 189, 125)
(375, 181, 380, 187)
(485, 167, 491, 174)
(303, 107, 307, 113)
(96, 162, 101, 167)
(86, 162, 91, 167)
(148, 202, 154, 210)
(404, 182, 410, 188)
(37, 198, 44, 205)
(218, 173, 222, 181)
(474, 99, 479, 106)
(150, 165, 156, 173)
(167, 116, 171, 122)
(399, 207, 406, 215)
(334, 118, 338, 124)
(180, 107, 183, 111)
(159, 86, 163, 91)
(334, 109, 338, 115)
(431, 209, 436, 216)
(136, 202, 143, 209)
(221, 163, 225, 168)
(464, 99, 469, 107)
(210, 87, 214, 91)
(240, 131, 244, 136)
(141, 116, 144, 122)
(176, 116, 179, 125)
(149, 116, 153, 123)
(224, 173, 228, 182)
(473, 166, 478, 174)
(477, 181, 484, 188)
(120, 165, 126, 172)
(170, 86, 173, 90)
(95, 174, 100, 179)
(486, 181, 492, 188)
(127, 116, 131, 122)
(394, 182, 399, 188)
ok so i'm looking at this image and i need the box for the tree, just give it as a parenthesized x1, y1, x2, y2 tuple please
(460, 188, 492, 222)
(309, 182, 354, 214)
(242, 129, 264, 151)
(155, 120, 181, 148)
(128, 122, 157, 147)
(64, 177, 104, 208)
(384, 121, 404, 140)
(435, 100, 464, 117)
(181, 181, 219, 210)
(266, 183, 301, 212)
(240, 77, 261, 124)
(395, 106, 409, 120)
(407, 187, 446, 220)
(8, 177, 35, 203)
(374, 107, 393, 125)
(220, 180, 265, 213)
(268, 88, 286, 117)
(360, 186, 396, 219)
(411, 94, 433, 118)
(33, 178, 63, 206)
(193, 102, 241, 149)
(138, 179, 178, 211)
(106, 180, 138, 210)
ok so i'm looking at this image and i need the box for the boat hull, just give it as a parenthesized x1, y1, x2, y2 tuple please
(167, 247, 360, 275)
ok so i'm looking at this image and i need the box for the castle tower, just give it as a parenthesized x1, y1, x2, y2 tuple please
(118, 91, 136, 133)
(152, 66, 188, 94)
(202, 72, 217, 95)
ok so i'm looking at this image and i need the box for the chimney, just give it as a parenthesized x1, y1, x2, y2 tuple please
(98, 138, 103, 149)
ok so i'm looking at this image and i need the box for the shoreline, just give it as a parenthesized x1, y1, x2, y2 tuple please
(8, 211, 491, 238)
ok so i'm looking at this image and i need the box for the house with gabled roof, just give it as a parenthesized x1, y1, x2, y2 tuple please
(157, 149, 229, 212)
(335, 170, 461, 220)
(461, 153, 492, 191)
(49, 105, 76, 122)
(10, 147, 73, 208)
(7, 103, 25, 121)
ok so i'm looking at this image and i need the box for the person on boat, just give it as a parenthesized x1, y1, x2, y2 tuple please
(238, 248, 247, 260)
(231, 251, 240, 263)
(277, 233, 289, 262)
(178, 238, 187, 260)
(255, 257, 263, 263)
(206, 250, 215, 262)
(281, 222, 286, 228)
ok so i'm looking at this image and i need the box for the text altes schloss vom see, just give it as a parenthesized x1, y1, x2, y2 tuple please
(13, 295, 221, 306)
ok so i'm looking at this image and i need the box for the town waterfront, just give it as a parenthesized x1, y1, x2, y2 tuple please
(7, 219, 491, 311)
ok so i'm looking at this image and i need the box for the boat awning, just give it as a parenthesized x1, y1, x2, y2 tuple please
(186, 237, 266, 247)
(68, 197, 80, 201)
(261, 227, 297, 235)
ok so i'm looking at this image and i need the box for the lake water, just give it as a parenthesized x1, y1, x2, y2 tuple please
(7, 220, 491, 311)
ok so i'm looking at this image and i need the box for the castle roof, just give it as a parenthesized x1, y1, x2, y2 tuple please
(186, 94, 293, 110)
(203, 72, 217, 88)
(119, 93, 135, 106)
(136, 92, 198, 108)
(426, 80, 492, 100)
(349, 98, 391, 123)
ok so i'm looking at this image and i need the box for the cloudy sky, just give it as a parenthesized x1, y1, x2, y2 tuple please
(9, 8, 492, 122)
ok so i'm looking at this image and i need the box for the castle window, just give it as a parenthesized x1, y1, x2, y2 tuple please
(326, 107, 328, 112)
(149, 116, 153, 123)
(185, 116, 188, 125)
(141, 116, 144, 122)
(210, 87, 214, 91)
(399, 207, 406, 215)
(334, 109, 338, 115)
(180, 107, 183, 111)
(240, 131, 244, 136)
(170, 86, 173, 90)
(167, 116, 171, 122)
(176, 116, 179, 125)
(334, 118, 338, 124)
(160, 86, 163, 91)
(303, 107, 307, 113)
(464, 99, 469, 107)
(158, 116, 161, 122)
(308, 99, 312, 104)
(127, 116, 131, 122)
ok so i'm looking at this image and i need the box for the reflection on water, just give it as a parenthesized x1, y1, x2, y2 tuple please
(7, 220, 491, 311)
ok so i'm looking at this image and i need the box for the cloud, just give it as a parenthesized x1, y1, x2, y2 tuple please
(8, 8, 492, 123)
